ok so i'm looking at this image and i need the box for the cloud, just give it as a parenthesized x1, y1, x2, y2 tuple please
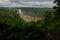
(0, 0, 55, 7)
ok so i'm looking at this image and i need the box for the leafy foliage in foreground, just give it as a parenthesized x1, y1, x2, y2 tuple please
(0, 8, 45, 40)
(0, 1, 60, 39)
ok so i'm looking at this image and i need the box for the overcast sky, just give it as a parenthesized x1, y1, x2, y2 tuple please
(0, 0, 55, 8)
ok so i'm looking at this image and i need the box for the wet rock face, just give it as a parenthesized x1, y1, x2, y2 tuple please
(43, 33, 60, 40)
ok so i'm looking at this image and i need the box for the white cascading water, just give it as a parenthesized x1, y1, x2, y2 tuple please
(18, 9, 23, 17)
(18, 9, 22, 13)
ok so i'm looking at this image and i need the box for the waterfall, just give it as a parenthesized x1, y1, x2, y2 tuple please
(18, 9, 23, 15)
(18, 9, 23, 17)
(19, 9, 22, 13)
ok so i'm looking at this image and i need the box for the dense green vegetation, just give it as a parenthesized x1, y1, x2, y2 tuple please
(0, 0, 60, 40)
(0, 8, 25, 27)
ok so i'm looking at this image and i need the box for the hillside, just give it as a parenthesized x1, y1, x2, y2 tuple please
(20, 7, 54, 18)
(0, 7, 54, 22)
(1, 7, 54, 18)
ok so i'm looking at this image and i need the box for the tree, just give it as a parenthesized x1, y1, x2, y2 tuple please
(53, 0, 60, 34)
(53, 0, 60, 18)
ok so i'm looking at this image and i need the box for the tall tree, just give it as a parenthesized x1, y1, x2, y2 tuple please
(52, 0, 60, 34)
(54, 0, 60, 18)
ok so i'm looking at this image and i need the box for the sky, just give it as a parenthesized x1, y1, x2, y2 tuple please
(0, 0, 55, 8)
